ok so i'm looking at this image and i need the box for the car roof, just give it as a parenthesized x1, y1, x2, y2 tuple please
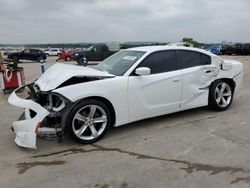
(126, 45, 215, 56)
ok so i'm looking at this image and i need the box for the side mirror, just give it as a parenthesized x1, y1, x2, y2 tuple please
(222, 62, 232, 70)
(135, 67, 151, 76)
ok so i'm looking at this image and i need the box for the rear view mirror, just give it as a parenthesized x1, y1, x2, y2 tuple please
(135, 67, 151, 76)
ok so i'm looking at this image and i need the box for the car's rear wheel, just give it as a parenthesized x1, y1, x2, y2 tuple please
(65, 56, 71, 61)
(208, 80, 234, 111)
(66, 99, 111, 144)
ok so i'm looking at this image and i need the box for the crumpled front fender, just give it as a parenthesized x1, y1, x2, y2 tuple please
(8, 86, 50, 149)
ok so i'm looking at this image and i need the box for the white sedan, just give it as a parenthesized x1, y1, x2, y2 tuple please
(46, 48, 61, 56)
(8, 46, 243, 149)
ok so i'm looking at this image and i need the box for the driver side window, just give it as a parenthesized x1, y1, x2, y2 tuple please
(137, 50, 177, 74)
(24, 49, 30, 53)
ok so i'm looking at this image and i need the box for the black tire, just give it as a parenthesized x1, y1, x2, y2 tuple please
(208, 80, 234, 111)
(66, 99, 111, 144)
(77, 60, 81, 65)
(77, 56, 88, 65)
(13, 56, 19, 63)
(77, 57, 83, 65)
(65, 56, 71, 61)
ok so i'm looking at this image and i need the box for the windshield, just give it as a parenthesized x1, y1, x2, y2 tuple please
(87, 46, 94, 51)
(95, 50, 145, 76)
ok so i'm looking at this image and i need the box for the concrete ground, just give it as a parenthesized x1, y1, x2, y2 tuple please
(0, 56, 250, 188)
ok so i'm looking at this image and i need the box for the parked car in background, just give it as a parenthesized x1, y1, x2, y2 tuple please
(74, 45, 118, 65)
(57, 51, 75, 61)
(8, 46, 243, 148)
(7, 49, 46, 62)
(221, 44, 250, 55)
(44, 48, 50, 54)
(46, 49, 61, 56)
(220, 45, 236, 55)
(235, 43, 250, 55)
(206, 45, 222, 55)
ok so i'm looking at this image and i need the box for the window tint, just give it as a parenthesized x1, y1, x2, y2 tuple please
(177, 50, 202, 69)
(138, 50, 177, 74)
(201, 54, 211, 65)
(30, 49, 38, 53)
(23, 49, 30, 53)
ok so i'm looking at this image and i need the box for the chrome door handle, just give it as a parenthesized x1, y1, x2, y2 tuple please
(173, 79, 181, 82)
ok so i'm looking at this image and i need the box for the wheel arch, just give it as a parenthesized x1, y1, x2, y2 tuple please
(84, 96, 116, 126)
(210, 78, 236, 92)
(63, 96, 116, 128)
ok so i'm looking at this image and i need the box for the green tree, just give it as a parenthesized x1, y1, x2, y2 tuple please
(182, 38, 200, 47)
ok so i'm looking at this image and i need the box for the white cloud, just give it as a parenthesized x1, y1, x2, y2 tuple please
(0, 0, 249, 43)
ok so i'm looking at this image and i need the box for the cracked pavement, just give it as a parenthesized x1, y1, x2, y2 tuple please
(0, 56, 250, 188)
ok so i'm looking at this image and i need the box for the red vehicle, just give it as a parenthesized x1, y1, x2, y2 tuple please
(57, 51, 74, 61)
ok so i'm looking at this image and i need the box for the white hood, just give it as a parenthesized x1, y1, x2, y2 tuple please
(35, 63, 114, 91)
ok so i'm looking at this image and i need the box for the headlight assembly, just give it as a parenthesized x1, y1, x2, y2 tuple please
(48, 93, 70, 112)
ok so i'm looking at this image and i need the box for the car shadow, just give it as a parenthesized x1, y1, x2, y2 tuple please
(35, 106, 220, 151)
(108, 106, 218, 137)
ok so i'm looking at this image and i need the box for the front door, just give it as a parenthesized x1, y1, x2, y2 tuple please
(128, 50, 182, 120)
(22, 49, 31, 60)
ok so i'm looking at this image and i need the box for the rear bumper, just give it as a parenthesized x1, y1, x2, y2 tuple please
(8, 86, 50, 149)
(233, 72, 244, 94)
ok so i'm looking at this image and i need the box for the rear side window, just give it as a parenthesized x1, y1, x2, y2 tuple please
(30, 49, 38, 53)
(24, 49, 30, 53)
(201, 54, 211, 65)
(177, 50, 201, 69)
(138, 50, 177, 74)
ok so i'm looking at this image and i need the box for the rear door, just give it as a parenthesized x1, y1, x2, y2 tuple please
(88, 46, 97, 60)
(22, 49, 31, 60)
(177, 50, 217, 109)
(128, 50, 182, 120)
(30, 49, 40, 60)
(100, 46, 109, 60)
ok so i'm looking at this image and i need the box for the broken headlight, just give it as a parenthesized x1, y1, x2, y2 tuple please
(49, 92, 69, 112)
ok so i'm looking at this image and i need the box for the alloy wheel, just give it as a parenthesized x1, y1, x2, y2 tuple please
(214, 82, 232, 108)
(72, 105, 107, 141)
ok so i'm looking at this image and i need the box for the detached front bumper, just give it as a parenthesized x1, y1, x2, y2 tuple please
(8, 86, 50, 149)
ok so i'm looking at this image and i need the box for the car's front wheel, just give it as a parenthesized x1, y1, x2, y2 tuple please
(208, 80, 234, 111)
(66, 99, 111, 144)
(65, 56, 71, 61)
(77, 56, 88, 66)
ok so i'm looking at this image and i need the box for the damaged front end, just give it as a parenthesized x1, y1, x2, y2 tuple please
(8, 83, 71, 149)
(8, 63, 115, 149)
